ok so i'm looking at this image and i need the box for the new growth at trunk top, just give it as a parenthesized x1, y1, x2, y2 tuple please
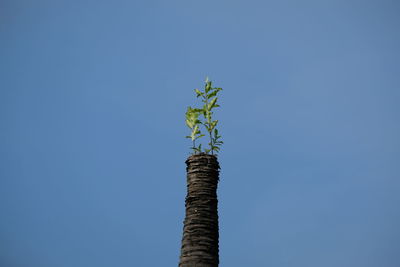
(185, 77, 223, 155)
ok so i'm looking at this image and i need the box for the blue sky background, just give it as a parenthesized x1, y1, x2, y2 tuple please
(1, 0, 400, 266)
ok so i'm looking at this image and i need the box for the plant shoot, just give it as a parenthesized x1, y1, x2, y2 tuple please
(185, 77, 223, 155)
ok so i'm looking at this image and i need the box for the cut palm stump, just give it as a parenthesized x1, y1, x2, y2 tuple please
(179, 153, 220, 267)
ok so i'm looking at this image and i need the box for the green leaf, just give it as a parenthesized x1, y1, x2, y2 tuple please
(195, 134, 205, 140)
(186, 119, 194, 129)
(198, 144, 202, 151)
(195, 88, 203, 97)
(205, 81, 212, 93)
(207, 90, 218, 98)
(185, 106, 201, 129)
(210, 120, 218, 130)
(193, 108, 204, 113)
(208, 97, 217, 110)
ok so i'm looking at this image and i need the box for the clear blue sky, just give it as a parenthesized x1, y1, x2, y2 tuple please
(1, 0, 399, 266)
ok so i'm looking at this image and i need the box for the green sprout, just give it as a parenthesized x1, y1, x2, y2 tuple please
(185, 77, 223, 155)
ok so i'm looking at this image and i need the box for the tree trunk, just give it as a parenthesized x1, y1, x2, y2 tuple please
(179, 153, 220, 267)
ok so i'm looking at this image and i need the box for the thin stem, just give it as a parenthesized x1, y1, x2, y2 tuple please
(210, 131, 213, 155)
(204, 92, 213, 155)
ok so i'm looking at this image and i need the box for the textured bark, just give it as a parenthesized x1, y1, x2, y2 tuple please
(179, 153, 220, 267)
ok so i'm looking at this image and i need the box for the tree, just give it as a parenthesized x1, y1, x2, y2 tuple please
(179, 78, 222, 267)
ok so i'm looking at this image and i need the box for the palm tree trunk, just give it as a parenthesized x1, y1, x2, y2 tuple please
(179, 153, 220, 267)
